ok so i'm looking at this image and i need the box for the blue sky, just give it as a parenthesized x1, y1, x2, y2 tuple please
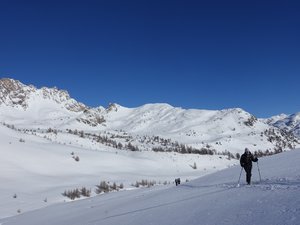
(0, 0, 299, 118)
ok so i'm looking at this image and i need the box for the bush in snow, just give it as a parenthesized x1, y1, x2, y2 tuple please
(79, 130, 85, 138)
(95, 181, 123, 194)
(72, 155, 80, 162)
(110, 182, 118, 191)
(80, 187, 91, 197)
(62, 188, 81, 200)
(190, 162, 197, 169)
(133, 181, 140, 188)
(126, 142, 139, 151)
(117, 142, 123, 149)
(132, 180, 156, 188)
(244, 115, 257, 127)
(62, 187, 92, 200)
(95, 181, 110, 194)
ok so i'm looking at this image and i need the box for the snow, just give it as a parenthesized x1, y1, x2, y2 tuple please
(272, 113, 300, 138)
(0, 124, 236, 219)
(1, 148, 299, 225)
(1, 78, 299, 155)
(0, 78, 299, 224)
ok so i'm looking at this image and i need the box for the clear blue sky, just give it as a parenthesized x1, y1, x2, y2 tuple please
(0, 0, 299, 117)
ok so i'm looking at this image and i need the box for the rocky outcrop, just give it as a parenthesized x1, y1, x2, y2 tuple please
(0, 78, 87, 112)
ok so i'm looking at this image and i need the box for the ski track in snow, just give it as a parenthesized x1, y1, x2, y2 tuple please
(1, 164, 300, 225)
(174, 176, 300, 192)
(220, 177, 300, 191)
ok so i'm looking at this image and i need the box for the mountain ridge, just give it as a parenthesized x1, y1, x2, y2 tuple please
(265, 112, 300, 138)
(0, 78, 87, 112)
(0, 78, 299, 155)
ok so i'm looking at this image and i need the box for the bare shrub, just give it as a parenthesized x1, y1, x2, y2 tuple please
(95, 181, 110, 194)
(132, 180, 156, 188)
(80, 187, 91, 197)
(62, 188, 81, 200)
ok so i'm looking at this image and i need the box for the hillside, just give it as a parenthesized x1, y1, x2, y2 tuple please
(1, 78, 299, 156)
(0, 123, 236, 218)
(265, 112, 300, 138)
(1, 149, 299, 225)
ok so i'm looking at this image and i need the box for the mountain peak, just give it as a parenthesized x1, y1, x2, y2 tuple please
(0, 77, 31, 91)
(0, 78, 87, 112)
(106, 103, 124, 112)
(0, 78, 35, 109)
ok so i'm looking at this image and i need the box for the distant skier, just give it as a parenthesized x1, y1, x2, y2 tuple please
(240, 148, 258, 185)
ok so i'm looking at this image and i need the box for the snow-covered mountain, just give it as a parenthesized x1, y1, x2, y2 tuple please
(0, 77, 299, 221)
(264, 112, 300, 138)
(0, 78, 87, 112)
(0, 78, 299, 156)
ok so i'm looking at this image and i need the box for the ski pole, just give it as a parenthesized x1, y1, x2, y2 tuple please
(257, 161, 262, 182)
(237, 167, 243, 187)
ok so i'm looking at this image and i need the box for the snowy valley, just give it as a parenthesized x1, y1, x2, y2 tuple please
(1, 144, 300, 225)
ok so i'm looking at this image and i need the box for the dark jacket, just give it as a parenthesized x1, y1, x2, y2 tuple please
(240, 152, 258, 168)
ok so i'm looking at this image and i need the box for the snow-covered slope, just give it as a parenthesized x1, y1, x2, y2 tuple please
(1, 149, 299, 225)
(1, 78, 298, 156)
(265, 112, 300, 138)
(0, 123, 236, 219)
(0, 78, 88, 129)
(90, 103, 299, 154)
(0, 78, 86, 112)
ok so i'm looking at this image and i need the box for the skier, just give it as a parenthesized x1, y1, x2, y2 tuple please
(240, 148, 258, 185)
